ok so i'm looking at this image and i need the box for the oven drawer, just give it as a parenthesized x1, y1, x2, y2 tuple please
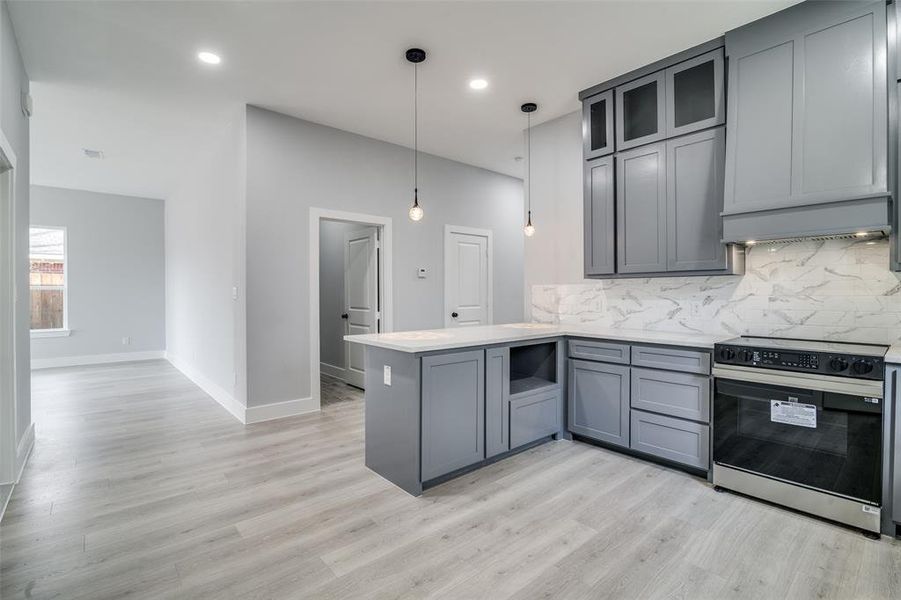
(631, 345, 710, 374)
(630, 409, 710, 470)
(567, 339, 630, 365)
(631, 368, 710, 422)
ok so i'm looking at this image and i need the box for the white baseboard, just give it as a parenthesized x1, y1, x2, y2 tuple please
(319, 362, 347, 381)
(245, 396, 318, 424)
(166, 353, 245, 424)
(15, 422, 34, 483)
(2, 422, 35, 523)
(167, 354, 320, 425)
(31, 350, 166, 370)
(0, 484, 12, 523)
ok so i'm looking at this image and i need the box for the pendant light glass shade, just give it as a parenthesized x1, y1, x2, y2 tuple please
(409, 194, 423, 221)
(522, 102, 538, 237)
(406, 48, 426, 222)
(523, 211, 535, 237)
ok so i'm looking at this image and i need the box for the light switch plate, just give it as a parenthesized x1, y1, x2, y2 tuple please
(417, 267, 427, 279)
(383, 365, 391, 386)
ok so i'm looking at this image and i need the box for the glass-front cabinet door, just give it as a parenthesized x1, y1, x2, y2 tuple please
(582, 90, 614, 160)
(665, 48, 725, 138)
(615, 71, 666, 151)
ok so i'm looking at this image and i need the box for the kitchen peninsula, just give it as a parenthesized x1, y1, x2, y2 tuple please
(347, 323, 726, 495)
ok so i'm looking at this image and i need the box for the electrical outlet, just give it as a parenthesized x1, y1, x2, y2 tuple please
(121, 336, 130, 345)
(232, 286, 238, 300)
(383, 365, 391, 386)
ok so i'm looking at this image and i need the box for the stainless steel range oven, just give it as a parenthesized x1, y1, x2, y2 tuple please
(712, 337, 887, 534)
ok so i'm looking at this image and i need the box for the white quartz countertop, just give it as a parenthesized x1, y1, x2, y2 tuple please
(886, 344, 901, 364)
(344, 323, 731, 353)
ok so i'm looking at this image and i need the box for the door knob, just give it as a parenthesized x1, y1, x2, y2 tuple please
(341, 313, 349, 319)
(451, 312, 459, 318)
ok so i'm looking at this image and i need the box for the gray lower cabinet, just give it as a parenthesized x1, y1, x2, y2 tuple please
(568, 359, 630, 447)
(887, 366, 901, 530)
(630, 367, 710, 423)
(724, 0, 888, 227)
(421, 350, 485, 481)
(630, 409, 710, 470)
(666, 127, 726, 271)
(584, 156, 615, 276)
(510, 389, 560, 449)
(568, 339, 630, 365)
(616, 142, 667, 273)
(631, 344, 710, 375)
(485, 347, 509, 458)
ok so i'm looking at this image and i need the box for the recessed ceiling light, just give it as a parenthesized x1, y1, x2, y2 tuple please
(468, 78, 488, 90)
(197, 51, 221, 65)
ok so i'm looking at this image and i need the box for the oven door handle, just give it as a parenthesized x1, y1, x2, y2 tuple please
(712, 364, 883, 399)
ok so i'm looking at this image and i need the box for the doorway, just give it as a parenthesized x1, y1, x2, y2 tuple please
(310, 209, 392, 409)
(444, 225, 492, 328)
(0, 134, 17, 494)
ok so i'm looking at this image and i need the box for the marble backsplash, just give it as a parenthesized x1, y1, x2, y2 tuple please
(531, 238, 901, 345)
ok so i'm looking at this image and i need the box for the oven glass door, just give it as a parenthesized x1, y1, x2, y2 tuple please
(713, 378, 882, 504)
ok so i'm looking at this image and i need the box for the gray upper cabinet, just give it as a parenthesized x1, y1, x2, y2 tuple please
(724, 0, 888, 218)
(723, 39, 793, 212)
(616, 71, 666, 151)
(616, 142, 667, 273)
(665, 48, 725, 138)
(584, 156, 615, 275)
(583, 90, 614, 160)
(568, 359, 630, 448)
(666, 127, 727, 271)
(421, 350, 485, 481)
(581, 40, 737, 278)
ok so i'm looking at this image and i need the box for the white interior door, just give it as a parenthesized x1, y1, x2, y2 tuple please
(344, 227, 378, 388)
(445, 227, 491, 328)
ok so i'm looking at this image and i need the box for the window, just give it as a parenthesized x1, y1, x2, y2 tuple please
(29, 227, 67, 333)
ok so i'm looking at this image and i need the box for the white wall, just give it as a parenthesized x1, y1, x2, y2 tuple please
(246, 106, 524, 407)
(523, 110, 584, 318)
(30, 186, 165, 364)
(165, 110, 246, 412)
(318, 220, 361, 376)
(2, 0, 32, 475)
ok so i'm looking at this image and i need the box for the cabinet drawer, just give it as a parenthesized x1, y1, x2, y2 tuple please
(568, 339, 630, 364)
(630, 368, 710, 422)
(631, 345, 710, 374)
(630, 410, 709, 470)
(510, 390, 560, 449)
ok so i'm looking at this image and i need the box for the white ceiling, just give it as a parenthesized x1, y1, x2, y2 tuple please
(10, 0, 800, 200)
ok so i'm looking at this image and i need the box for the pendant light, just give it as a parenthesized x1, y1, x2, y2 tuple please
(406, 48, 426, 221)
(522, 102, 537, 237)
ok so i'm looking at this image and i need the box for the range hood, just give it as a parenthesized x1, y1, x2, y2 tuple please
(721, 194, 891, 245)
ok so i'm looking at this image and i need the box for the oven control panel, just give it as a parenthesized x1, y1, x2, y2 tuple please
(714, 343, 884, 380)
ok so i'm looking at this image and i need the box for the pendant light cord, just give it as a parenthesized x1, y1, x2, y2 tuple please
(527, 111, 531, 220)
(414, 62, 418, 201)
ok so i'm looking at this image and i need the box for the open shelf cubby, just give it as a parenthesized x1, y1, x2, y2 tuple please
(509, 342, 557, 397)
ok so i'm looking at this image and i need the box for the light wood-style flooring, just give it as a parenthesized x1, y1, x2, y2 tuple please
(1, 360, 900, 599)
